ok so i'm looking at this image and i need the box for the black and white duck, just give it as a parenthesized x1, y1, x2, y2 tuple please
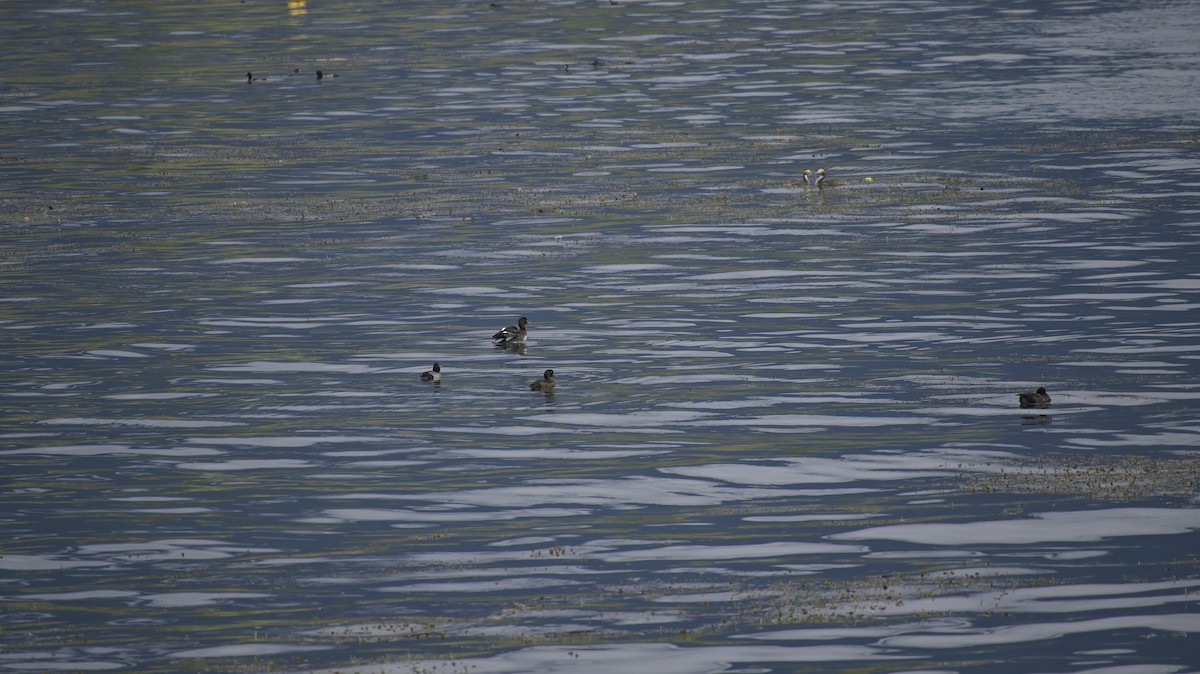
(419, 362, 441, 382)
(493, 316, 529, 347)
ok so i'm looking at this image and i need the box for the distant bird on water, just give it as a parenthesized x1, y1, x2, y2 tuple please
(316, 70, 323, 81)
(816, 168, 842, 189)
(530, 369, 556, 392)
(419, 362, 441, 382)
(247, 72, 253, 83)
(493, 316, 529, 347)
(802, 168, 813, 187)
(1018, 387, 1051, 408)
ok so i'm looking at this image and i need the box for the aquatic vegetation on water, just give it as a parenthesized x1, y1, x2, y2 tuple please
(965, 453, 1200, 500)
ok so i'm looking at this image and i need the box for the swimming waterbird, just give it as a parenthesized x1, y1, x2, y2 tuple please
(420, 363, 441, 382)
(493, 316, 529, 346)
(1018, 386, 1051, 408)
(530, 369, 556, 392)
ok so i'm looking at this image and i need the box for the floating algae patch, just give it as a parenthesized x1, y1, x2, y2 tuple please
(746, 569, 1200, 628)
(963, 452, 1200, 500)
(744, 564, 1042, 626)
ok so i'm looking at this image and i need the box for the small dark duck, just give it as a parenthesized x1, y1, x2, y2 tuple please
(419, 362, 441, 382)
(1018, 387, 1051, 408)
(530, 369, 556, 393)
(492, 316, 529, 346)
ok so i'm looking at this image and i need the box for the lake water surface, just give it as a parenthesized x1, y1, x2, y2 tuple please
(2, 1, 1199, 673)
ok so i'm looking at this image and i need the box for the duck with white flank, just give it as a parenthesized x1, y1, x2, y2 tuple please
(492, 316, 529, 347)
(1018, 387, 1051, 408)
(530, 369, 556, 392)
(419, 362, 441, 382)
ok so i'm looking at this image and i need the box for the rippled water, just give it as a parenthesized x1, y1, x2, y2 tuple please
(3, 1, 1199, 673)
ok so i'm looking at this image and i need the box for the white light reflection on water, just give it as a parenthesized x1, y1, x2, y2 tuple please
(304, 644, 913, 674)
(833, 507, 1200, 546)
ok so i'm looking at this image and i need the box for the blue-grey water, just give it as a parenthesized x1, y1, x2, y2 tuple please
(3, 1, 1199, 673)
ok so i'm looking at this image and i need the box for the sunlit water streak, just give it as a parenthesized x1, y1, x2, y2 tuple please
(2, 1, 1199, 673)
